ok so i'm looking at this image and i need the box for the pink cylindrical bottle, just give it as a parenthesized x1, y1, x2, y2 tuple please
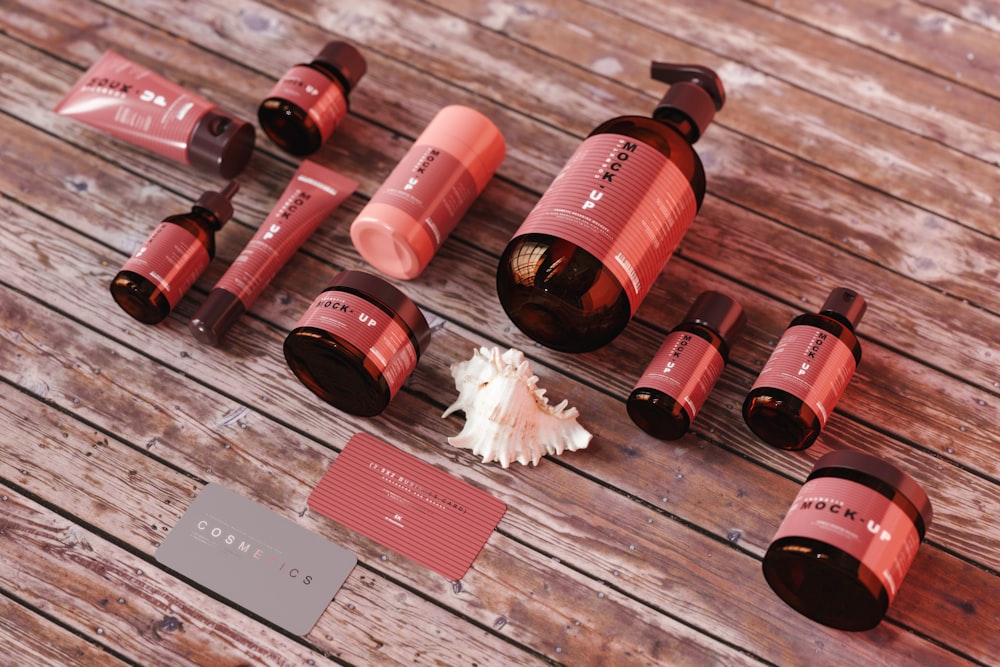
(54, 51, 255, 178)
(350, 105, 506, 280)
(628, 291, 746, 440)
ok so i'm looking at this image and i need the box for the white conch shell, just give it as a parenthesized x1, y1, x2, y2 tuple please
(442, 346, 592, 468)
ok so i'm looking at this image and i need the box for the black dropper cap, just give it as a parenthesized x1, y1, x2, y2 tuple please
(192, 181, 239, 230)
(650, 63, 726, 143)
(313, 41, 367, 95)
(684, 290, 747, 351)
(819, 287, 867, 331)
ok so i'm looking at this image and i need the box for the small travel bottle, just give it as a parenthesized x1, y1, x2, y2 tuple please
(496, 62, 725, 353)
(350, 105, 506, 280)
(628, 291, 746, 440)
(258, 41, 367, 156)
(743, 288, 867, 450)
(110, 182, 238, 324)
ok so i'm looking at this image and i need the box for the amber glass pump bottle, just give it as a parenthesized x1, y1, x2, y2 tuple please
(496, 63, 725, 353)
(110, 182, 238, 324)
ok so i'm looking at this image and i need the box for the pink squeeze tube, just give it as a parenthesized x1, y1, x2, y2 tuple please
(189, 161, 358, 345)
(54, 50, 255, 178)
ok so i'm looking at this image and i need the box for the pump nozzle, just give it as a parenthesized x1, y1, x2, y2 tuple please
(650, 63, 725, 143)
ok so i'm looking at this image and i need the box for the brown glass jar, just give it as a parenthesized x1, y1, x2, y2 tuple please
(762, 450, 933, 631)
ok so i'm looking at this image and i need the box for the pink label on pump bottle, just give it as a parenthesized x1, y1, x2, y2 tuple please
(750, 325, 857, 426)
(121, 223, 209, 307)
(512, 133, 697, 314)
(295, 291, 417, 398)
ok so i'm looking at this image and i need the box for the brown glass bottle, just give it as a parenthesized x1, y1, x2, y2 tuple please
(628, 291, 746, 440)
(258, 41, 366, 156)
(742, 288, 867, 450)
(496, 63, 724, 353)
(110, 182, 238, 324)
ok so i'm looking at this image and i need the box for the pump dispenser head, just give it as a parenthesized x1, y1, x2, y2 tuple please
(192, 181, 239, 230)
(650, 62, 726, 143)
(819, 287, 867, 331)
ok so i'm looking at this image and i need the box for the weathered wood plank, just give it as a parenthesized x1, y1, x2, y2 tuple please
(750, 0, 1000, 96)
(0, 595, 129, 667)
(0, 289, 768, 667)
(3, 184, 997, 663)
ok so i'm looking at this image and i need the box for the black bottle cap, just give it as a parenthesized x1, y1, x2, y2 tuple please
(684, 290, 747, 348)
(189, 110, 256, 179)
(650, 63, 726, 143)
(819, 287, 867, 331)
(192, 180, 239, 230)
(314, 41, 367, 93)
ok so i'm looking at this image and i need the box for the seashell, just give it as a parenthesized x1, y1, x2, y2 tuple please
(442, 346, 592, 468)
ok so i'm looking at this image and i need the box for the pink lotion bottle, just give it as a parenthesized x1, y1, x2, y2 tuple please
(110, 182, 239, 324)
(350, 105, 506, 280)
(496, 63, 725, 353)
(258, 41, 367, 156)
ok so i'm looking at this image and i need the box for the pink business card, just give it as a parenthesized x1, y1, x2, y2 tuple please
(308, 433, 506, 581)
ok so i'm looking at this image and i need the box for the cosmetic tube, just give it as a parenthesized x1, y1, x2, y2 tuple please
(350, 105, 506, 280)
(189, 161, 358, 345)
(54, 50, 255, 178)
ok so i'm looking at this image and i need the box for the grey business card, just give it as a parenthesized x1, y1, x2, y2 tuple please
(156, 483, 356, 635)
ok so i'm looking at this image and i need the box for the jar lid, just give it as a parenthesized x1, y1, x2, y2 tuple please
(812, 450, 933, 530)
(326, 270, 431, 354)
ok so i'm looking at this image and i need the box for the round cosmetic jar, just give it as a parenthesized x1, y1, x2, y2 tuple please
(283, 270, 431, 417)
(762, 449, 933, 631)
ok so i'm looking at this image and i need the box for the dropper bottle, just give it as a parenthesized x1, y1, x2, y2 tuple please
(110, 182, 238, 324)
(743, 288, 867, 450)
(496, 63, 725, 353)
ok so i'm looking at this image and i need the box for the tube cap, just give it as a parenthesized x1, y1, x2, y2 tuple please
(820, 287, 867, 331)
(684, 290, 746, 348)
(189, 110, 256, 179)
(314, 41, 367, 93)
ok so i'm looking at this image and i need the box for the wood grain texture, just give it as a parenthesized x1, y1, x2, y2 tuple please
(1, 0, 998, 665)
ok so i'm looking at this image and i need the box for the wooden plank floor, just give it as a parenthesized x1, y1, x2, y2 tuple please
(2, 0, 998, 665)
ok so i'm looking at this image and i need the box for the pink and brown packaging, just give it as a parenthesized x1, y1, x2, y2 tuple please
(55, 50, 255, 178)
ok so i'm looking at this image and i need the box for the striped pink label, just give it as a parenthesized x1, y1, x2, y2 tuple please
(512, 133, 697, 313)
(121, 223, 208, 307)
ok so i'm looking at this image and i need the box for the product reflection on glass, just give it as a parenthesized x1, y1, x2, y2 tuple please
(743, 287, 867, 450)
(497, 62, 725, 353)
(110, 182, 239, 324)
(762, 450, 933, 631)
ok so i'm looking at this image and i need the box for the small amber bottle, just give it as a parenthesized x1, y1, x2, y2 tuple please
(496, 63, 725, 353)
(628, 291, 746, 440)
(110, 182, 238, 324)
(742, 288, 867, 450)
(258, 41, 367, 156)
